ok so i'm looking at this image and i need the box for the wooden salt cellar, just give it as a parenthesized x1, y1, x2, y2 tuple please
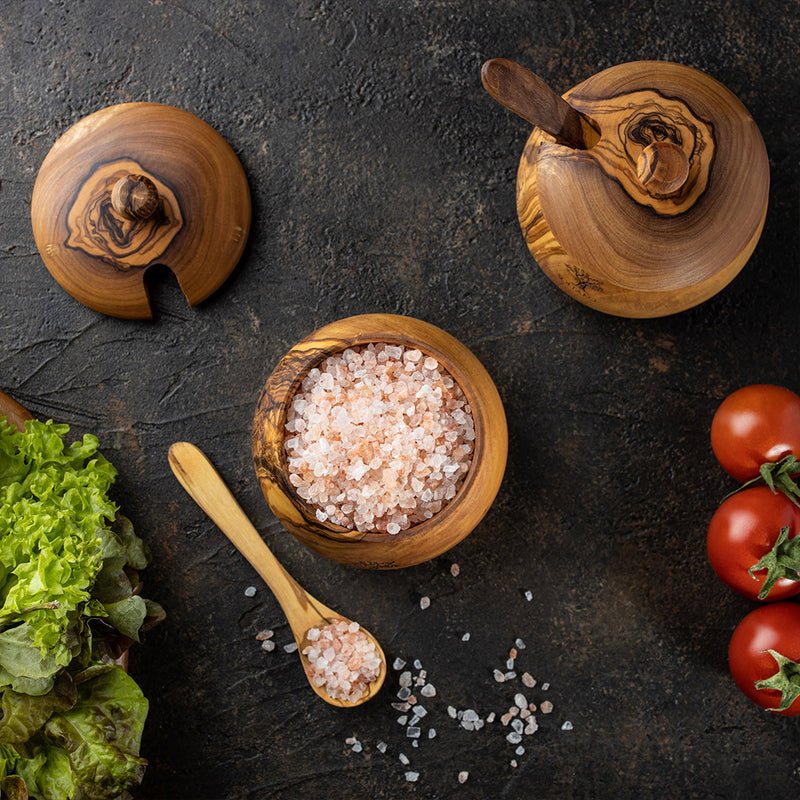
(252, 314, 508, 569)
(31, 103, 251, 319)
(483, 60, 770, 318)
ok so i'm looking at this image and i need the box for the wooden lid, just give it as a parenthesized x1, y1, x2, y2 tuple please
(31, 102, 251, 319)
(528, 61, 769, 294)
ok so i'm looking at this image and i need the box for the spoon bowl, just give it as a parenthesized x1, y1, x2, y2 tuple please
(168, 441, 386, 707)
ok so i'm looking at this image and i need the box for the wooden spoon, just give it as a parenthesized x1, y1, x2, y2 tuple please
(167, 441, 386, 708)
(481, 58, 600, 149)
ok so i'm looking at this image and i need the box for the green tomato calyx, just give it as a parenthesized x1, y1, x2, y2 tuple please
(732, 455, 800, 506)
(749, 526, 800, 599)
(755, 649, 800, 712)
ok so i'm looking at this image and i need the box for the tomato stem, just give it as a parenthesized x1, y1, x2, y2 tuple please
(749, 526, 800, 599)
(755, 649, 800, 712)
(726, 455, 800, 507)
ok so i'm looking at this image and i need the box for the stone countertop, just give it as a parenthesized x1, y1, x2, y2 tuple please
(1, 1, 799, 797)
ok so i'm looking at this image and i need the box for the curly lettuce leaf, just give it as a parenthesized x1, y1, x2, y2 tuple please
(44, 667, 147, 800)
(0, 419, 118, 665)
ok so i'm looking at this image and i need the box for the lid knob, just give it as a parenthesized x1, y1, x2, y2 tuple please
(636, 141, 690, 196)
(111, 173, 160, 221)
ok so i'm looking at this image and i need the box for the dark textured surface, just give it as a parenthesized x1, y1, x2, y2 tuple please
(1, 1, 799, 798)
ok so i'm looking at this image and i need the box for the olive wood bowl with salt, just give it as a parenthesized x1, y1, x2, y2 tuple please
(252, 314, 508, 569)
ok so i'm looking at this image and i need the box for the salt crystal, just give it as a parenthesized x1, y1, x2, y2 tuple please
(405, 771, 419, 782)
(512, 718, 524, 734)
(352, 741, 362, 753)
(261, 640, 275, 652)
(461, 633, 470, 642)
(562, 721, 573, 731)
(407, 727, 421, 738)
(458, 771, 469, 784)
(399, 671, 413, 687)
(377, 741, 388, 753)
(393, 657, 406, 670)
(514, 693, 527, 709)
(515, 638, 526, 649)
(542, 683, 550, 691)
(399, 753, 410, 765)
(504, 671, 517, 680)
(284, 642, 298, 653)
(397, 715, 408, 726)
(413, 659, 423, 670)
(506, 732, 522, 744)
(420, 684, 436, 697)
(447, 706, 457, 719)
(510, 759, 518, 768)
(462, 709, 479, 723)
(524, 590, 533, 601)
(428, 728, 436, 739)
(256, 629, 274, 641)
(525, 719, 539, 735)
(493, 670, 505, 683)
(419, 596, 431, 610)
(414, 705, 428, 718)
(486, 712, 496, 723)
(450, 562, 460, 577)
(522, 672, 536, 688)
(540, 701, 554, 714)
(244, 586, 257, 597)
(515, 745, 525, 756)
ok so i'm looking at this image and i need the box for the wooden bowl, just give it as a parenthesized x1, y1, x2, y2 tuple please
(251, 314, 508, 569)
(513, 61, 770, 318)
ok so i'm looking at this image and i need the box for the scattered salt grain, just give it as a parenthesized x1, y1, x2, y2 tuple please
(428, 728, 436, 739)
(447, 706, 457, 719)
(515, 638, 526, 649)
(420, 683, 436, 697)
(283, 642, 298, 653)
(514, 693, 527, 709)
(522, 672, 536, 688)
(458, 771, 469, 784)
(524, 590, 533, 601)
(301, 619, 381, 703)
(244, 586, 257, 597)
(407, 727, 421, 738)
(420, 596, 431, 610)
(284, 343, 475, 533)
(255, 629, 274, 641)
(515, 746, 525, 756)
(351, 741, 363, 753)
(510, 759, 518, 768)
(393, 657, 406, 670)
(461, 632, 471, 642)
(493, 670, 505, 683)
(261, 640, 275, 652)
(399, 753, 410, 765)
(540, 700, 554, 714)
(377, 741, 388, 753)
(450, 563, 461, 577)
(405, 772, 419, 783)
(562, 721, 573, 731)
(397, 715, 408, 726)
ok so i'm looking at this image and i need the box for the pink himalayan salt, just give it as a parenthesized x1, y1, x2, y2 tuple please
(284, 343, 475, 533)
(302, 619, 381, 703)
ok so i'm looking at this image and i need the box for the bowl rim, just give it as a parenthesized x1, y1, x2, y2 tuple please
(252, 313, 508, 550)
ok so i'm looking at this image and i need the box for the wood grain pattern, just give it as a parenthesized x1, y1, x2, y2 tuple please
(512, 61, 769, 317)
(251, 314, 508, 569)
(168, 442, 386, 707)
(31, 102, 251, 319)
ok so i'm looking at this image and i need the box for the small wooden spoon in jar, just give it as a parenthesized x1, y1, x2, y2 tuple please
(167, 441, 386, 708)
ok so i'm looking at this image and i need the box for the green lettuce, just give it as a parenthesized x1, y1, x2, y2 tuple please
(0, 418, 163, 799)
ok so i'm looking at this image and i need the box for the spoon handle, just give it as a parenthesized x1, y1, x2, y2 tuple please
(481, 58, 599, 149)
(0, 389, 34, 431)
(168, 441, 320, 628)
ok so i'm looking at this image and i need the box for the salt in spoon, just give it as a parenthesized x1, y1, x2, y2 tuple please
(168, 441, 386, 708)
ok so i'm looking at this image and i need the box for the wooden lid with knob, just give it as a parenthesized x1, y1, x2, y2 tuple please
(31, 102, 251, 319)
(509, 61, 770, 317)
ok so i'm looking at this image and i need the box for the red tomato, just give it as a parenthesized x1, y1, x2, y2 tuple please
(728, 602, 800, 714)
(707, 486, 800, 601)
(711, 384, 800, 483)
